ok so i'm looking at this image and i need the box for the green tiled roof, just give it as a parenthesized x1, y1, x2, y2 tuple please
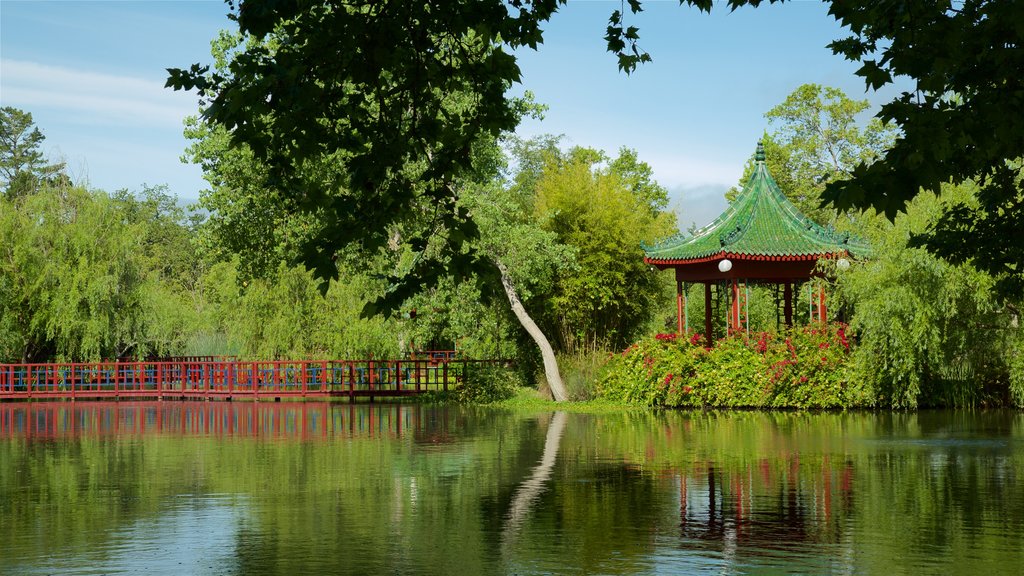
(644, 143, 870, 263)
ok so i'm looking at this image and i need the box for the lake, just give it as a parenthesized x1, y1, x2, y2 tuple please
(1, 402, 1021, 574)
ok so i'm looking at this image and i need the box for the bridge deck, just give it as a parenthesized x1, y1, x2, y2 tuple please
(0, 358, 487, 400)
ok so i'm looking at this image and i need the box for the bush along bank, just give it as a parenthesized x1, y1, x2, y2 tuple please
(599, 324, 872, 409)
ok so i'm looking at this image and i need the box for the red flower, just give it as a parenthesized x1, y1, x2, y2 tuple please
(837, 326, 850, 351)
(800, 376, 808, 383)
(683, 385, 693, 394)
(690, 333, 704, 346)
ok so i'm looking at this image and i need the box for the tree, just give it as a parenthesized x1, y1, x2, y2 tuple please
(527, 145, 676, 352)
(762, 84, 894, 221)
(460, 173, 576, 401)
(0, 108, 45, 187)
(169, 0, 1024, 304)
(836, 185, 1013, 408)
(182, 31, 576, 396)
(168, 6, 551, 308)
(0, 184, 150, 362)
(817, 1, 1024, 300)
(0, 107, 66, 198)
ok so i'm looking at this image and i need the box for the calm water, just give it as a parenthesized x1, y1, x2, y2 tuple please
(1, 402, 1021, 575)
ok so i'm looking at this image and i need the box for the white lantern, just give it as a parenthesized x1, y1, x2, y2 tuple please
(836, 258, 851, 271)
(718, 258, 733, 273)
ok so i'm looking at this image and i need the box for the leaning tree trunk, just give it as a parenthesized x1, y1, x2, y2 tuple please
(494, 260, 568, 402)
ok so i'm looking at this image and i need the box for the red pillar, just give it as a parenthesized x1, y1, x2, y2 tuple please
(676, 279, 685, 336)
(704, 282, 713, 347)
(729, 279, 740, 333)
(818, 285, 827, 323)
(783, 282, 793, 327)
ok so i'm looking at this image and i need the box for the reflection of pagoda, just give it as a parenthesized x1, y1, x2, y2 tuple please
(673, 457, 856, 553)
(644, 142, 869, 343)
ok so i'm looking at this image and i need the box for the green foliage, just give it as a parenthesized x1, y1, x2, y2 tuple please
(1008, 329, 1024, 408)
(169, 6, 554, 310)
(189, 258, 402, 360)
(556, 350, 612, 402)
(520, 143, 676, 353)
(599, 324, 868, 409)
(456, 363, 523, 403)
(170, 1, 1024, 303)
(0, 184, 150, 361)
(918, 162, 1024, 299)
(835, 187, 1012, 408)
(820, 1, 1024, 298)
(764, 84, 894, 223)
(726, 84, 894, 229)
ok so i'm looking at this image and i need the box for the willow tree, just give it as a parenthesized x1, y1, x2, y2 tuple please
(0, 185, 150, 362)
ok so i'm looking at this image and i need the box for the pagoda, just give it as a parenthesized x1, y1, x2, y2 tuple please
(643, 142, 869, 346)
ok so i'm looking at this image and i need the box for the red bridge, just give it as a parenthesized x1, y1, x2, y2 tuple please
(0, 357, 490, 400)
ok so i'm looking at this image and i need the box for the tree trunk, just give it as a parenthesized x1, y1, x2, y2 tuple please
(494, 259, 568, 402)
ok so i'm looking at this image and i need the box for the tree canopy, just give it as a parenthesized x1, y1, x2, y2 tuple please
(168, 0, 1024, 302)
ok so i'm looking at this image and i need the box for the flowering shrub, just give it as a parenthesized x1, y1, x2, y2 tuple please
(598, 323, 871, 409)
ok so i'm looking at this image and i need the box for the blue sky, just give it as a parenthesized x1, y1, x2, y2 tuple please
(1, 0, 901, 229)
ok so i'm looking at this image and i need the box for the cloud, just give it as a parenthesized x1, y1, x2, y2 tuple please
(667, 183, 730, 232)
(639, 150, 743, 190)
(0, 59, 198, 128)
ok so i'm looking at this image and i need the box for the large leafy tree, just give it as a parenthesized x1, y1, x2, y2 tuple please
(169, 4, 558, 308)
(818, 1, 1024, 300)
(762, 84, 895, 222)
(0, 109, 153, 361)
(169, 0, 1024, 302)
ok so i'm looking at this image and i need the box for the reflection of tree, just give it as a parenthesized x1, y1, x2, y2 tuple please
(502, 411, 567, 546)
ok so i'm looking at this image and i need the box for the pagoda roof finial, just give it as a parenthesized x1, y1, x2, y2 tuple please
(755, 141, 766, 164)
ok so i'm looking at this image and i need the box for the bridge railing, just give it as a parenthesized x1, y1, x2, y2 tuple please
(0, 358, 496, 399)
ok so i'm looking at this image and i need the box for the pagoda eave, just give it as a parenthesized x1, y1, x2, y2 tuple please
(646, 251, 850, 283)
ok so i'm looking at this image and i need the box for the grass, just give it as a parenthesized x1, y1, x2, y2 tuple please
(488, 387, 646, 414)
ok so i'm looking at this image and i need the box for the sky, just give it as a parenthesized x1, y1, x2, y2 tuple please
(0, 0, 903, 229)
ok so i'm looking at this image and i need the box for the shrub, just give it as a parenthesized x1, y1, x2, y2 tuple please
(456, 363, 523, 403)
(599, 324, 868, 409)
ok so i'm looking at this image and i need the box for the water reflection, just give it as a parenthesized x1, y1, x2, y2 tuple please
(0, 405, 1021, 575)
(503, 411, 567, 540)
(18, 495, 249, 576)
(0, 401, 453, 441)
